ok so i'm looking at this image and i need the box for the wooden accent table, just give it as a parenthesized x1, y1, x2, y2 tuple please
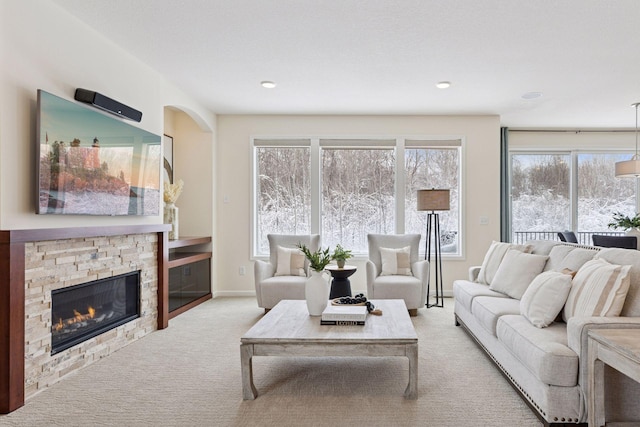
(240, 299, 418, 400)
(588, 329, 640, 427)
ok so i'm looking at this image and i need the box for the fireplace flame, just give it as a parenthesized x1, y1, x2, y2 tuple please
(52, 306, 96, 333)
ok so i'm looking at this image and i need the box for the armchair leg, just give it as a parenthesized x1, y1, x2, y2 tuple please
(408, 308, 418, 317)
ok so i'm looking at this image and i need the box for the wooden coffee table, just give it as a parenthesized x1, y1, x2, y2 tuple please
(240, 299, 418, 400)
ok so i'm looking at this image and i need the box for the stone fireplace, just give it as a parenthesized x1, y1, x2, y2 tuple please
(0, 224, 170, 413)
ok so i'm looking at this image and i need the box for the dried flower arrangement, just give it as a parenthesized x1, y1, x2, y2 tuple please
(163, 179, 184, 204)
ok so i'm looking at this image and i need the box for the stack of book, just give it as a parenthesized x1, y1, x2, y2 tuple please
(320, 304, 367, 325)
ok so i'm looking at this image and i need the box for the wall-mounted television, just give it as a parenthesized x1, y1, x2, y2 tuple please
(37, 90, 161, 215)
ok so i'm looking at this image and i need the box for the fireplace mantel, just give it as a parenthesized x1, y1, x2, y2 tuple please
(0, 224, 170, 414)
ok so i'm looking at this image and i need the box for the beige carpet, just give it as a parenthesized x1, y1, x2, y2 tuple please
(1, 297, 542, 427)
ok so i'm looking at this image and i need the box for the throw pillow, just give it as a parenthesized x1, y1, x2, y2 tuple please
(563, 258, 631, 321)
(380, 246, 412, 276)
(477, 241, 532, 285)
(274, 246, 306, 276)
(520, 271, 572, 328)
(489, 249, 549, 299)
(561, 268, 577, 278)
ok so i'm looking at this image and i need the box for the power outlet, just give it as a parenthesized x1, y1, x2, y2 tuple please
(239, 266, 246, 276)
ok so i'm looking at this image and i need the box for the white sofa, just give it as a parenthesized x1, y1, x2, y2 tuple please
(453, 240, 640, 425)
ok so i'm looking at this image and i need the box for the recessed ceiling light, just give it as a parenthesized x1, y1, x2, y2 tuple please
(436, 81, 451, 89)
(522, 92, 543, 100)
(261, 81, 276, 89)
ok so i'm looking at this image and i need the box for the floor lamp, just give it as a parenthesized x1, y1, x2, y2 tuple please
(417, 189, 450, 308)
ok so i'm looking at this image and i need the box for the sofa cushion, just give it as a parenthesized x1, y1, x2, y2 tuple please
(380, 246, 412, 276)
(489, 250, 549, 299)
(525, 239, 562, 255)
(471, 296, 521, 336)
(371, 275, 422, 302)
(496, 315, 578, 387)
(453, 280, 509, 313)
(596, 248, 640, 317)
(563, 258, 631, 321)
(520, 271, 572, 328)
(259, 275, 307, 308)
(477, 241, 531, 285)
(544, 245, 598, 273)
(274, 246, 306, 276)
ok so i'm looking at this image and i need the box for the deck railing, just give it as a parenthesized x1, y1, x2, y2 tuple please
(512, 231, 625, 245)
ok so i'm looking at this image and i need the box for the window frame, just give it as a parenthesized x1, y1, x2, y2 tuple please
(251, 135, 465, 259)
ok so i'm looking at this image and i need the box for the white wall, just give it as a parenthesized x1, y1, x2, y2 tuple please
(216, 115, 501, 297)
(509, 130, 637, 150)
(0, 0, 216, 231)
(164, 108, 215, 239)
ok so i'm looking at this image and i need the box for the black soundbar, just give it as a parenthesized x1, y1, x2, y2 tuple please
(74, 88, 143, 122)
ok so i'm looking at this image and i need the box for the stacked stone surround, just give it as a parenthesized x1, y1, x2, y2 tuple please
(23, 233, 158, 400)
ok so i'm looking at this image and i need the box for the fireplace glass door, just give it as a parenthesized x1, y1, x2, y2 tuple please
(51, 271, 140, 354)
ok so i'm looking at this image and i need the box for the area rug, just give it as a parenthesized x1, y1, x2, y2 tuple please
(1, 297, 541, 426)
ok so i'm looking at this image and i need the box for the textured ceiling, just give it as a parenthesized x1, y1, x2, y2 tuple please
(52, 0, 640, 129)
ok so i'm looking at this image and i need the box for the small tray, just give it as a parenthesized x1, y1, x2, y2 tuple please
(331, 298, 366, 306)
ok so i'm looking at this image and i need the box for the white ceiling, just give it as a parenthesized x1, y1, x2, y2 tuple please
(52, 0, 640, 129)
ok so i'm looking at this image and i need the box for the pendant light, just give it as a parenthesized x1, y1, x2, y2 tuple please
(615, 102, 640, 177)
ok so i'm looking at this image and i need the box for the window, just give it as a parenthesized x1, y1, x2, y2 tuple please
(509, 151, 637, 244)
(253, 137, 463, 257)
(577, 153, 636, 232)
(404, 144, 461, 254)
(321, 147, 395, 252)
(510, 153, 571, 242)
(254, 141, 311, 254)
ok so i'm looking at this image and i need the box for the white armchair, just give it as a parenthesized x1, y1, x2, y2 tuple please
(365, 233, 429, 316)
(254, 234, 321, 311)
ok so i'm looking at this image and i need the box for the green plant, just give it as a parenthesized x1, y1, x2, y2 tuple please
(608, 211, 640, 230)
(297, 243, 332, 272)
(331, 244, 353, 262)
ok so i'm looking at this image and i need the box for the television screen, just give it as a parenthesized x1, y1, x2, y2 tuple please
(37, 90, 161, 215)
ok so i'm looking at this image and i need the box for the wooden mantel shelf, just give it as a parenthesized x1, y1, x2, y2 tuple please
(0, 223, 171, 414)
(0, 223, 171, 243)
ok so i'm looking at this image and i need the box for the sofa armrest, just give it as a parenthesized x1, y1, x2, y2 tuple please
(411, 259, 430, 306)
(254, 260, 275, 306)
(566, 316, 640, 388)
(469, 266, 481, 282)
(567, 316, 640, 355)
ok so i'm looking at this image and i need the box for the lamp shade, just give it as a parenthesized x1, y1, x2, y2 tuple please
(615, 157, 640, 177)
(417, 189, 450, 211)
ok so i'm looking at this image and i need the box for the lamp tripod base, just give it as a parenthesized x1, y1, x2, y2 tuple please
(425, 211, 445, 309)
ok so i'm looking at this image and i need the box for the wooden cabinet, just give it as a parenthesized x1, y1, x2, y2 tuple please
(167, 236, 212, 319)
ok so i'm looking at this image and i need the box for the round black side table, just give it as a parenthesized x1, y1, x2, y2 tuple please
(325, 265, 357, 299)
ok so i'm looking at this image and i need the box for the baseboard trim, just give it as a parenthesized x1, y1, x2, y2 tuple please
(212, 290, 256, 298)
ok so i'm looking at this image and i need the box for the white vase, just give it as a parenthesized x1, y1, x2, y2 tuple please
(164, 202, 179, 240)
(625, 228, 640, 236)
(305, 270, 330, 316)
